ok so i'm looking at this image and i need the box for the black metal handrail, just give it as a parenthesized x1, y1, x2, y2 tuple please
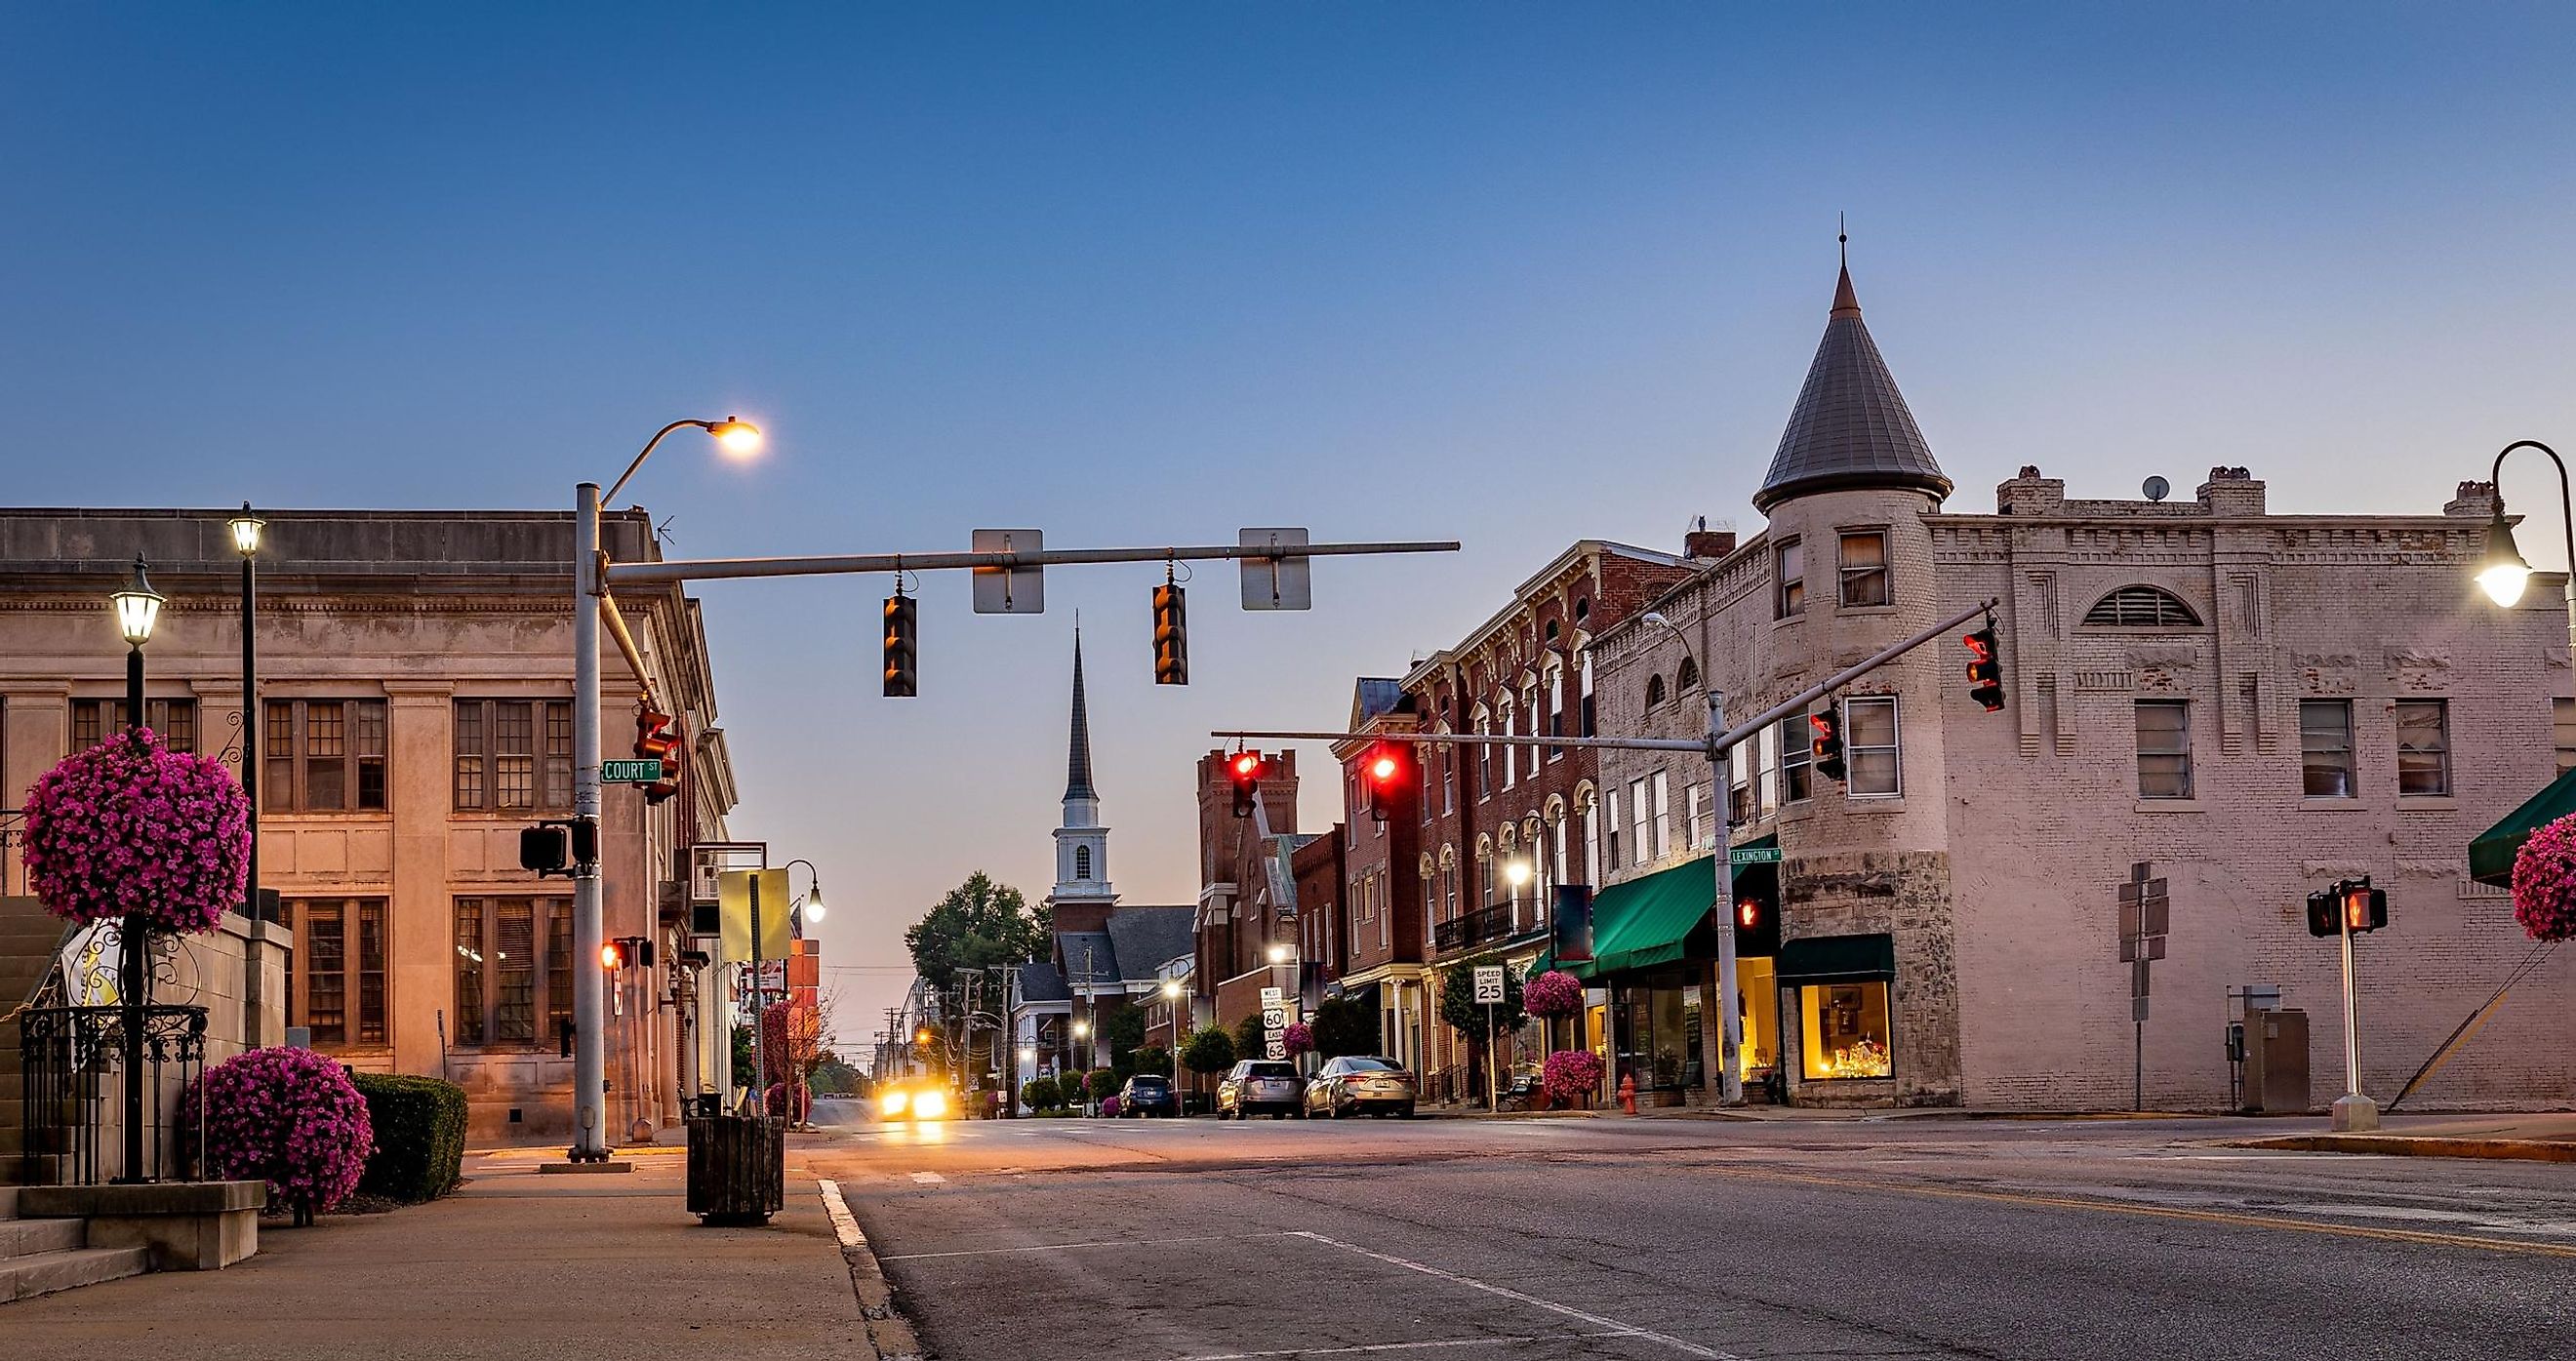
(1432, 904, 1517, 954)
(19, 1004, 208, 1185)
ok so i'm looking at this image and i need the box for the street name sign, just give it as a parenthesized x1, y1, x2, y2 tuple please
(1472, 965, 1506, 1005)
(1728, 846, 1783, 865)
(601, 759, 663, 783)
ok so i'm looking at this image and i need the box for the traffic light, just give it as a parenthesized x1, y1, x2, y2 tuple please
(1152, 581, 1188, 685)
(1963, 624, 2005, 713)
(2309, 878, 2388, 937)
(517, 817, 596, 877)
(884, 591, 917, 698)
(600, 940, 626, 971)
(1228, 750, 1268, 818)
(635, 704, 681, 807)
(1809, 707, 1847, 783)
(1732, 894, 1780, 958)
(1360, 741, 1414, 822)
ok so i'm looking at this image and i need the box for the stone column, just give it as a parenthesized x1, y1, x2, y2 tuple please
(385, 683, 454, 1075)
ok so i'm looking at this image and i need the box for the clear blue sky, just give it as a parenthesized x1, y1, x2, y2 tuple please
(9, 5, 2574, 1046)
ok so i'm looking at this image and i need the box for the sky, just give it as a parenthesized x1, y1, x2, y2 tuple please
(8, 5, 2575, 1051)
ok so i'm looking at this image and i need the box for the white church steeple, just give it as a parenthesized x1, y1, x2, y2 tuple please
(1048, 629, 1115, 914)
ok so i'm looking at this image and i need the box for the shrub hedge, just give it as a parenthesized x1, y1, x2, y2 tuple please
(352, 1072, 467, 1203)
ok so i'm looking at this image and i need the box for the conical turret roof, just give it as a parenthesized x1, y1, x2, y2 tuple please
(1751, 264, 1951, 512)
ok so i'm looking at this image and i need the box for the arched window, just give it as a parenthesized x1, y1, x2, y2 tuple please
(1675, 657, 1700, 691)
(1073, 845, 1092, 880)
(1645, 674, 1667, 709)
(2083, 585, 2202, 627)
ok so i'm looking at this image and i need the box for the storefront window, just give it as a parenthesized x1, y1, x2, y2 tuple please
(1737, 956, 1778, 1083)
(1800, 981, 1893, 1079)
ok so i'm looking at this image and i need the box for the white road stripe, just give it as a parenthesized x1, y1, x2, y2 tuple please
(1287, 1231, 1742, 1361)
(1175, 1332, 1641, 1359)
(880, 1230, 1301, 1262)
(911, 1171, 947, 1183)
(817, 1178, 867, 1251)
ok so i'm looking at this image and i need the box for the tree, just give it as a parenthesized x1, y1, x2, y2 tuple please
(1130, 1044, 1174, 1078)
(1105, 1006, 1148, 1078)
(1182, 1024, 1236, 1077)
(1308, 997, 1377, 1061)
(1232, 1010, 1268, 1063)
(731, 1023, 755, 1089)
(905, 871, 1047, 989)
(1437, 961, 1527, 1101)
(1021, 1076, 1062, 1112)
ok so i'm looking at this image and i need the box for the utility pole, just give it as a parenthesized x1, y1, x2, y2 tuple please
(2333, 894, 2376, 1132)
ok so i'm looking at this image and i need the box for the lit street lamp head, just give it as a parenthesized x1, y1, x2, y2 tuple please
(802, 886, 825, 924)
(1505, 859, 1533, 888)
(1161, 979, 1182, 999)
(110, 554, 164, 646)
(710, 417, 762, 459)
(2477, 511, 2534, 608)
(227, 501, 265, 557)
(1266, 943, 1290, 964)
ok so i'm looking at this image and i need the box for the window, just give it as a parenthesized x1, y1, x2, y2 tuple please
(2395, 700, 2450, 797)
(1776, 539, 1804, 618)
(455, 700, 575, 812)
(1579, 653, 1596, 738)
(71, 699, 197, 753)
(1074, 846, 1093, 880)
(1845, 697, 1902, 797)
(2083, 585, 2201, 627)
(265, 701, 388, 812)
(1474, 706, 1493, 797)
(2300, 700, 2355, 798)
(1421, 752, 1435, 822)
(1801, 981, 1893, 1079)
(2556, 698, 2576, 775)
(1544, 664, 1564, 759)
(1651, 771, 1671, 861)
(290, 898, 388, 1047)
(2135, 701, 2194, 799)
(1675, 657, 1700, 691)
(1781, 715, 1813, 802)
(1837, 531, 1889, 608)
(453, 897, 576, 1047)
(1645, 675, 1667, 710)
(1501, 701, 1517, 788)
(1605, 787, 1623, 871)
(1728, 760, 1751, 829)
(1442, 748, 1456, 814)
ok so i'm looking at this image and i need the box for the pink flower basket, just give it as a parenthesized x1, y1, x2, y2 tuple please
(1281, 1022, 1314, 1058)
(1541, 1049, 1604, 1108)
(181, 1047, 373, 1222)
(2513, 814, 2576, 942)
(1523, 971, 1585, 1019)
(20, 728, 250, 935)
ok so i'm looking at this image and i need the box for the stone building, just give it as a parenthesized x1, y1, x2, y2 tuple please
(1588, 263, 2576, 1111)
(0, 507, 740, 1141)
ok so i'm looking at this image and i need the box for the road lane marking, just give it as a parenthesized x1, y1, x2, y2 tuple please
(910, 1172, 946, 1183)
(1701, 1166, 2576, 1259)
(879, 1231, 1301, 1262)
(1175, 1332, 1642, 1359)
(818, 1178, 867, 1251)
(1288, 1231, 1742, 1360)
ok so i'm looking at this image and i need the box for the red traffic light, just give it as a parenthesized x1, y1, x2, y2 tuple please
(1963, 626, 2005, 713)
(1228, 751, 1268, 818)
(1738, 900, 1757, 928)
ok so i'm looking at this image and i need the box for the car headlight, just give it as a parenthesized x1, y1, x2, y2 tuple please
(912, 1090, 949, 1119)
(880, 1090, 909, 1117)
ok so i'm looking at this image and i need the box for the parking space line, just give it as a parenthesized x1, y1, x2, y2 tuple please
(878, 1230, 1301, 1262)
(1175, 1332, 1642, 1359)
(1287, 1231, 1741, 1360)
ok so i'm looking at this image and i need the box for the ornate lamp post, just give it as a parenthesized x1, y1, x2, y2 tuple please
(106, 555, 163, 1181)
(227, 505, 267, 1043)
(2475, 440, 2576, 660)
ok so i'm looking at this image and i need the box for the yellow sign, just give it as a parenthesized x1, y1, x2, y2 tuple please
(716, 868, 791, 963)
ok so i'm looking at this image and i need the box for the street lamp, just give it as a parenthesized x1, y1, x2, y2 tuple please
(110, 554, 163, 721)
(1267, 942, 1290, 965)
(568, 417, 765, 1162)
(1504, 859, 1533, 888)
(105, 555, 164, 1181)
(2475, 442, 2576, 659)
(228, 504, 270, 1044)
(785, 858, 825, 928)
(1639, 609, 1745, 1105)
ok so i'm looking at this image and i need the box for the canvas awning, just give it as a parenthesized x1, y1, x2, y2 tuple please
(2471, 767, 2576, 886)
(1563, 858, 1717, 981)
(1776, 933, 1896, 985)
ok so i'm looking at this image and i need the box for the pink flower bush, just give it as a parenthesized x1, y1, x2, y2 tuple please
(764, 1081, 813, 1124)
(181, 1047, 373, 1221)
(1523, 970, 1585, 1019)
(1281, 1021, 1313, 1057)
(1541, 1049, 1604, 1107)
(21, 728, 250, 934)
(2513, 814, 2576, 942)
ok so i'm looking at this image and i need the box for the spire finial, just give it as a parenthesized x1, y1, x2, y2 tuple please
(1831, 215, 1861, 319)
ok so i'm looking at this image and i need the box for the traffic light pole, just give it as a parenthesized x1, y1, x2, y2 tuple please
(1219, 595, 1998, 1107)
(2333, 910, 2377, 1132)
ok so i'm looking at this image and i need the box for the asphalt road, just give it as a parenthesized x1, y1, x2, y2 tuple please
(805, 1101, 2576, 1361)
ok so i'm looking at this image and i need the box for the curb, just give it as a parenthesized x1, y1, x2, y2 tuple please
(819, 1179, 925, 1360)
(2228, 1135, 2576, 1163)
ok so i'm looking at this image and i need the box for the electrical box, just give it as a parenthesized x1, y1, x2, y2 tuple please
(2238, 1007, 2311, 1114)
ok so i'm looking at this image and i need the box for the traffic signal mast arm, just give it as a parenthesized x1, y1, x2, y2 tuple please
(600, 538, 1460, 587)
(1217, 597, 2003, 763)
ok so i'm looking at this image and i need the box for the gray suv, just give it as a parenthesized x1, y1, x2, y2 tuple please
(1216, 1060, 1306, 1119)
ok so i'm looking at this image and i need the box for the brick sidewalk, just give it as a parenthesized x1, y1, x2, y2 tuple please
(2, 1149, 873, 1360)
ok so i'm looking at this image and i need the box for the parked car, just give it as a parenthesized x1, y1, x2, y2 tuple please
(1117, 1073, 1179, 1117)
(1216, 1060, 1306, 1119)
(1303, 1056, 1417, 1119)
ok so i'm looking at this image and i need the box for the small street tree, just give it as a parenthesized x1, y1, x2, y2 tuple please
(1182, 1024, 1236, 1079)
(1437, 961, 1527, 1102)
(1106, 1006, 1148, 1078)
(1232, 1010, 1267, 1064)
(905, 871, 1046, 989)
(1130, 1044, 1174, 1078)
(1308, 996, 1377, 1061)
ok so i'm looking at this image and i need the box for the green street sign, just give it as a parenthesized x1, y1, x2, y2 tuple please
(601, 759, 664, 783)
(1728, 846, 1783, 865)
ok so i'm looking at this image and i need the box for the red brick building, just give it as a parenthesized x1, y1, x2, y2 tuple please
(1328, 679, 1432, 1067)
(1190, 748, 1308, 1034)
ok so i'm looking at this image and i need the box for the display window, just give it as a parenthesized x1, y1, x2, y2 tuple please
(1800, 981, 1892, 1079)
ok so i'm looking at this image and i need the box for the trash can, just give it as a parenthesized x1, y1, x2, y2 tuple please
(685, 1114, 785, 1225)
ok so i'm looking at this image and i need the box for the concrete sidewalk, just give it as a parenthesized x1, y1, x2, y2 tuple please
(2229, 1110, 2576, 1162)
(2, 1146, 879, 1360)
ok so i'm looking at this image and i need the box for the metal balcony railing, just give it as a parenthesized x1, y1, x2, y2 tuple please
(1432, 904, 1518, 955)
(19, 1004, 209, 1185)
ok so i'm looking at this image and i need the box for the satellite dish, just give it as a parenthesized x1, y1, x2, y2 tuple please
(2143, 475, 2171, 502)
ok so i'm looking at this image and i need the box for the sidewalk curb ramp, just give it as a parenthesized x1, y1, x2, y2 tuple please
(819, 1179, 925, 1361)
(2229, 1135, 2576, 1163)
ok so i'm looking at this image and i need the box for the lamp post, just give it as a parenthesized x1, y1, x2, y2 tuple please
(107, 555, 163, 1181)
(570, 418, 761, 1162)
(227, 505, 266, 1044)
(2475, 441, 2576, 660)
(1641, 610, 1742, 1106)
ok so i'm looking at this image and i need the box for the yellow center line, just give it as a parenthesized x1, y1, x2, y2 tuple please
(1697, 1164, 2576, 1259)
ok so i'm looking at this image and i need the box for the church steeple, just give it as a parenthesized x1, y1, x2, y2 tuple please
(1048, 629, 1114, 921)
(1065, 630, 1098, 803)
(1752, 253, 1952, 512)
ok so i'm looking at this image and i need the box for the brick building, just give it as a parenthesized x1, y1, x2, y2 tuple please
(1190, 747, 1309, 1034)
(1586, 261, 2576, 1111)
(1325, 680, 1431, 1067)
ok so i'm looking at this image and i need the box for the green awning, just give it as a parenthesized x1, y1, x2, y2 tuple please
(2472, 767, 2576, 886)
(1566, 857, 1717, 981)
(1776, 933, 1896, 984)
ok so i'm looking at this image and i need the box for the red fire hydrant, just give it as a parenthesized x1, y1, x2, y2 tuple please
(1617, 1072, 1637, 1115)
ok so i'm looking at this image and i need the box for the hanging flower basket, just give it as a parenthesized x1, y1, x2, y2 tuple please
(2512, 813, 2576, 942)
(1523, 970, 1585, 1019)
(1541, 1049, 1604, 1108)
(1281, 1021, 1313, 1058)
(20, 728, 250, 935)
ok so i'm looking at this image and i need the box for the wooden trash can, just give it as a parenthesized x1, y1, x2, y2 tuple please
(685, 1114, 785, 1225)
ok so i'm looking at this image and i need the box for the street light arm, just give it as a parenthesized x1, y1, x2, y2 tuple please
(2490, 440, 2574, 581)
(603, 420, 714, 507)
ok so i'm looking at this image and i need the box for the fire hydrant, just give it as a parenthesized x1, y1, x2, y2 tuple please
(1617, 1072, 1637, 1115)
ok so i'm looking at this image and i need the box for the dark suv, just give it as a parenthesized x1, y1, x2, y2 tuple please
(1117, 1073, 1179, 1117)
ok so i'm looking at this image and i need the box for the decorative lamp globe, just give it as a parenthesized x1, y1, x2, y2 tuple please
(110, 554, 164, 646)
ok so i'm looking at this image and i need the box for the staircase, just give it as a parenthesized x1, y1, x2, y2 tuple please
(0, 1186, 149, 1301)
(2, 896, 69, 1182)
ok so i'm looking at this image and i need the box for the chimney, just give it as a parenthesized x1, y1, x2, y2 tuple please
(1681, 516, 1735, 560)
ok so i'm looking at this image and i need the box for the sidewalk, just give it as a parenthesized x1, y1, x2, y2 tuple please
(2, 1145, 880, 1359)
(2227, 1111, 2576, 1163)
